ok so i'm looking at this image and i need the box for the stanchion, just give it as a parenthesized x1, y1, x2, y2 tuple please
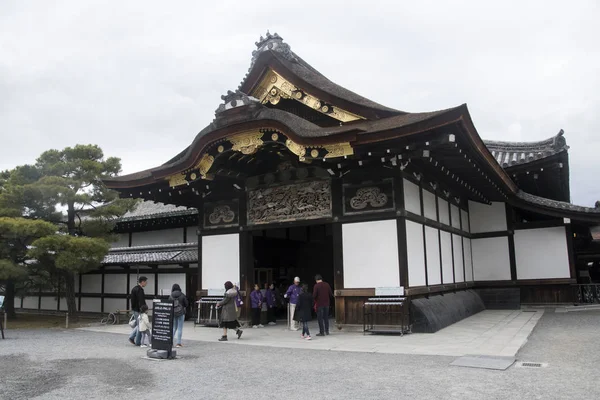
(287, 302, 290, 331)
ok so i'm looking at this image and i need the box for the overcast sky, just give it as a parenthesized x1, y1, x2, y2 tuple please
(1, 1, 598, 205)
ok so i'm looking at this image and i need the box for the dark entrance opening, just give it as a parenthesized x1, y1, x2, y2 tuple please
(251, 224, 334, 321)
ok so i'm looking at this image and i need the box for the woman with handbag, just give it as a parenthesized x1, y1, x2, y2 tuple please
(215, 281, 243, 341)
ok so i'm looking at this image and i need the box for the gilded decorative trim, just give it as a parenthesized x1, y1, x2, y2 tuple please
(227, 131, 264, 155)
(196, 153, 215, 178)
(251, 69, 364, 122)
(168, 172, 188, 188)
(285, 138, 353, 160)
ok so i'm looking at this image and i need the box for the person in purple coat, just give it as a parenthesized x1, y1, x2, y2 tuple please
(250, 284, 264, 328)
(284, 277, 302, 331)
(265, 283, 277, 326)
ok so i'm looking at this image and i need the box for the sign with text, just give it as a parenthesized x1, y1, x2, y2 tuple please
(151, 300, 174, 352)
(375, 287, 404, 296)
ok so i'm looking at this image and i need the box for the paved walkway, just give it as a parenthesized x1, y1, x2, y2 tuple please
(81, 309, 543, 357)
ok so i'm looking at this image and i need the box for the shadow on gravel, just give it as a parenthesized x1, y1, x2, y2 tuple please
(1, 355, 149, 400)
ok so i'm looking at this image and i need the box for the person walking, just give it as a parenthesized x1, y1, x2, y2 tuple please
(250, 284, 264, 328)
(265, 283, 277, 325)
(294, 284, 313, 340)
(138, 304, 151, 348)
(129, 276, 148, 346)
(169, 283, 189, 348)
(313, 274, 333, 336)
(284, 277, 302, 331)
(216, 281, 243, 341)
(234, 283, 244, 321)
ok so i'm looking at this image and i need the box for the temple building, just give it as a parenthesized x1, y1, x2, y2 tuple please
(19, 33, 600, 331)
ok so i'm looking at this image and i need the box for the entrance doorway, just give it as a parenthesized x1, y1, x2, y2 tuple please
(251, 224, 335, 320)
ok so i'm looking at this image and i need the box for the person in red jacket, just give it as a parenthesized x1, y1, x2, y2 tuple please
(313, 274, 333, 336)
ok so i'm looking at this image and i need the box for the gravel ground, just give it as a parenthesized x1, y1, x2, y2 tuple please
(1, 309, 599, 400)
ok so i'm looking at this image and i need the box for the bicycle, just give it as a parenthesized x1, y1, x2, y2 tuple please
(100, 309, 131, 325)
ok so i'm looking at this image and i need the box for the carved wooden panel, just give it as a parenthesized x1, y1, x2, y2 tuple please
(343, 179, 394, 215)
(247, 179, 332, 225)
(203, 200, 239, 229)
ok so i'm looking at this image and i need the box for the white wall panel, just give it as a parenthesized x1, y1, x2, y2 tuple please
(403, 179, 421, 215)
(111, 234, 129, 248)
(104, 274, 127, 294)
(59, 297, 69, 311)
(22, 297, 39, 309)
(132, 228, 184, 247)
(103, 298, 127, 312)
(472, 237, 511, 281)
(129, 274, 156, 296)
(469, 201, 507, 233)
(463, 238, 473, 282)
(202, 234, 240, 290)
(425, 227, 441, 285)
(406, 220, 426, 287)
(157, 273, 187, 296)
(80, 297, 102, 312)
(423, 190, 437, 220)
(453, 234, 464, 282)
(451, 205, 461, 229)
(81, 274, 102, 293)
(40, 296, 58, 310)
(342, 220, 400, 288)
(439, 198, 450, 226)
(440, 231, 454, 283)
(461, 210, 470, 233)
(515, 227, 570, 280)
(186, 226, 197, 243)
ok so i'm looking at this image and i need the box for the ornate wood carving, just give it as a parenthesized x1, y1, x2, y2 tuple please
(204, 200, 239, 229)
(343, 179, 395, 215)
(247, 179, 332, 225)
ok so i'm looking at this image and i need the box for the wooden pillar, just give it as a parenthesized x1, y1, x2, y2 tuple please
(125, 267, 131, 310)
(565, 220, 576, 279)
(239, 232, 253, 322)
(332, 222, 344, 325)
(78, 273, 83, 312)
(101, 267, 105, 313)
(395, 175, 409, 288)
(505, 203, 517, 281)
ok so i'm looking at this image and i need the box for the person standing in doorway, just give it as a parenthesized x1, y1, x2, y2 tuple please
(250, 284, 264, 328)
(129, 276, 147, 346)
(265, 283, 277, 325)
(169, 283, 189, 348)
(284, 277, 302, 331)
(313, 274, 333, 336)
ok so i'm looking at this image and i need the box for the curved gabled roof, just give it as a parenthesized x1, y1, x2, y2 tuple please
(484, 129, 568, 168)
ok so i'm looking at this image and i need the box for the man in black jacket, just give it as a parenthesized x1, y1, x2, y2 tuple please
(128, 276, 148, 346)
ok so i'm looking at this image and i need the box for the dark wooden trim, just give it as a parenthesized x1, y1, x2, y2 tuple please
(565, 223, 576, 279)
(154, 266, 159, 296)
(436, 195, 444, 284)
(197, 235, 203, 292)
(239, 231, 253, 320)
(125, 268, 131, 310)
(128, 232, 132, 247)
(397, 217, 409, 289)
(505, 203, 517, 281)
(101, 268, 106, 313)
(470, 231, 509, 239)
(404, 211, 467, 238)
(85, 266, 190, 275)
(459, 208, 466, 282)
(419, 185, 429, 286)
(474, 278, 576, 286)
(514, 219, 565, 230)
(394, 173, 405, 211)
(335, 288, 375, 297)
(332, 177, 343, 219)
(78, 273, 83, 311)
(449, 200, 456, 284)
(183, 225, 187, 243)
(338, 211, 398, 225)
(56, 275, 61, 311)
(332, 222, 345, 325)
(38, 286, 42, 310)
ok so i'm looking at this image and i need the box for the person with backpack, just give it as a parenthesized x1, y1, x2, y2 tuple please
(169, 283, 189, 348)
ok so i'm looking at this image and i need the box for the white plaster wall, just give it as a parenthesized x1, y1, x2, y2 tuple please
(469, 201, 507, 233)
(425, 226, 441, 285)
(59, 298, 69, 311)
(342, 220, 400, 288)
(515, 227, 570, 280)
(22, 296, 39, 309)
(423, 190, 437, 220)
(453, 234, 464, 282)
(463, 238, 474, 281)
(451, 205, 461, 229)
(111, 234, 129, 248)
(129, 274, 156, 296)
(440, 231, 454, 283)
(132, 228, 184, 247)
(157, 273, 187, 296)
(406, 220, 426, 287)
(202, 234, 240, 290)
(104, 274, 127, 294)
(104, 298, 127, 312)
(461, 210, 470, 233)
(472, 237, 511, 281)
(80, 297, 102, 313)
(186, 226, 198, 243)
(40, 297, 57, 310)
(403, 179, 421, 215)
(439, 198, 450, 226)
(81, 274, 102, 293)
